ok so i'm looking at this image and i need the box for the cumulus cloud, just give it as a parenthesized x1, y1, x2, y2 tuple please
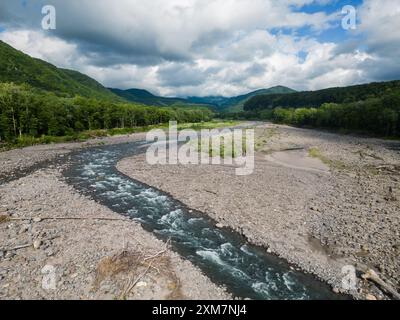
(0, 0, 399, 96)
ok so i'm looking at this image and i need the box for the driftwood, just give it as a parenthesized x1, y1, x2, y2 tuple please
(1, 236, 60, 252)
(120, 239, 171, 299)
(4, 243, 32, 251)
(6, 216, 130, 223)
(354, 150, 384, 161)
(280, 147, 305, 152)
(361, 269, 400, 300)
(122, 261, 154, 299)
(203, 189, 218, 196)
(375, 164, 400, 174)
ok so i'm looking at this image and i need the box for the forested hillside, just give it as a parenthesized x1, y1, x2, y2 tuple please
(0, 83, 214, 144)
(241, 81, 400, 137)
(188, 86, 296, 112)
(220, 86, 296, 112)
(109, 88, 191, 107)
(0, 40, 120, 100)
(244, 81, 400, 111)
(0, 41, 215, 146)
(111, 86, 296, 111)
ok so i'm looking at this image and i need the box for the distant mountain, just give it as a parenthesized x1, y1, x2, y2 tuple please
(109, 88, 191, 107)
(112, 86, 296, 111)
(224, 86, 297, 112)
(0, 40, 297, 109)
(0, 40, 120, 100)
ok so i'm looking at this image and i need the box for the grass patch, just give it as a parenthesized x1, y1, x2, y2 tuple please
(213, 137, 248, 159)
(177, 120, 240, 131)
(309, 147, 346, 170)
(0, 215, 10, 224)
(255, 127, 278, 151)
(191, 132, 249, 160)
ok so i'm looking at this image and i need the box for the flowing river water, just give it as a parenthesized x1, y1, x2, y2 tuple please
(63, 140, 344, 300)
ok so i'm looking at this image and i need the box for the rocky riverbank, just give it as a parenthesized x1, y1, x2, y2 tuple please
(117, 123, 400, 300)
(0, 132, 229, 300)
(0, 169, 229, 300)
(0, 133, 147, 184)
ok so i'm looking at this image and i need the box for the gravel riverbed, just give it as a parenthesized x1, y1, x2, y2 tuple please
(0, 133, 229, 300)
(117, 124, 400, 300)
(1, 124, 399, 300)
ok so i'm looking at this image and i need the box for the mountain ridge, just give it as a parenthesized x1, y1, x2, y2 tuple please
(111, 85, 297, 111)
(0, 40, 296, 110)
(0, 40, 120, 101)
(244, 80, 400, 111)
(108, 87, 190, 107)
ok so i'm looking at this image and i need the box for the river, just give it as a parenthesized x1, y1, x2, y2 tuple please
(63, 140, 345, 300)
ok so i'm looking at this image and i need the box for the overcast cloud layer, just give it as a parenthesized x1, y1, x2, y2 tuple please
(0, 0, 399, 97)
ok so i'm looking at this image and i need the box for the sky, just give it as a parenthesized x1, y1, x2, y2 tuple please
(0, 0, 399, 97)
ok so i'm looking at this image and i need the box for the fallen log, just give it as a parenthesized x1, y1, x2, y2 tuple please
(361, 269, 400, 300)
(6, 216, 130, 223)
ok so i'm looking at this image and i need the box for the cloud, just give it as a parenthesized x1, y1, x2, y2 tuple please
(0, 0, 399, 96)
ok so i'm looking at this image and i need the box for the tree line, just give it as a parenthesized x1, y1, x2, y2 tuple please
(0, 83, 214, 143)
(222, 92, 400, 137)
(268, 93, 400, 137)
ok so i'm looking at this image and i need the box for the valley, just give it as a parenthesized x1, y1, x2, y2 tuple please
(0, 122, 399, 300)
(0, 38, 399, 301)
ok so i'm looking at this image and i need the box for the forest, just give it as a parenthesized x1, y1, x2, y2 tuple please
(232, 80, 400, 138)
(244, 80, 400, 110)
(0, 83, 214, 144)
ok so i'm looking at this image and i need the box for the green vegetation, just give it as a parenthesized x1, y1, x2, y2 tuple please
(3, 38, 399, 143)
(188, 129, 248, 160)
(223, 81, 400, 138)
(177, 120, 239, 131)
(111, 86, 296, 111)
(207, 136, 247, 159)
(0, 40, 120, 100)
(308, 147, 346, 170)
(221, 86, 296, 112)
(0, 83, 214, 149)
(262, 94, 400, 137)
(255, 127, 278, 151)
(188, 86, 296, 112)
(244, 81, 400, 110)
(109, 88, 195, 107)
(0, 41, 219, 150)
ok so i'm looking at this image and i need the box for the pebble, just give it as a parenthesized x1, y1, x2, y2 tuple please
(332, 287, 340, 294)
(4, 251, 15, 259)
(136, 281, 147, 288)
(46, 249, 55, 257)
(19, 224, 30, 234)
(33, 218, 42, 223)
(33, 240, 42, 250)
